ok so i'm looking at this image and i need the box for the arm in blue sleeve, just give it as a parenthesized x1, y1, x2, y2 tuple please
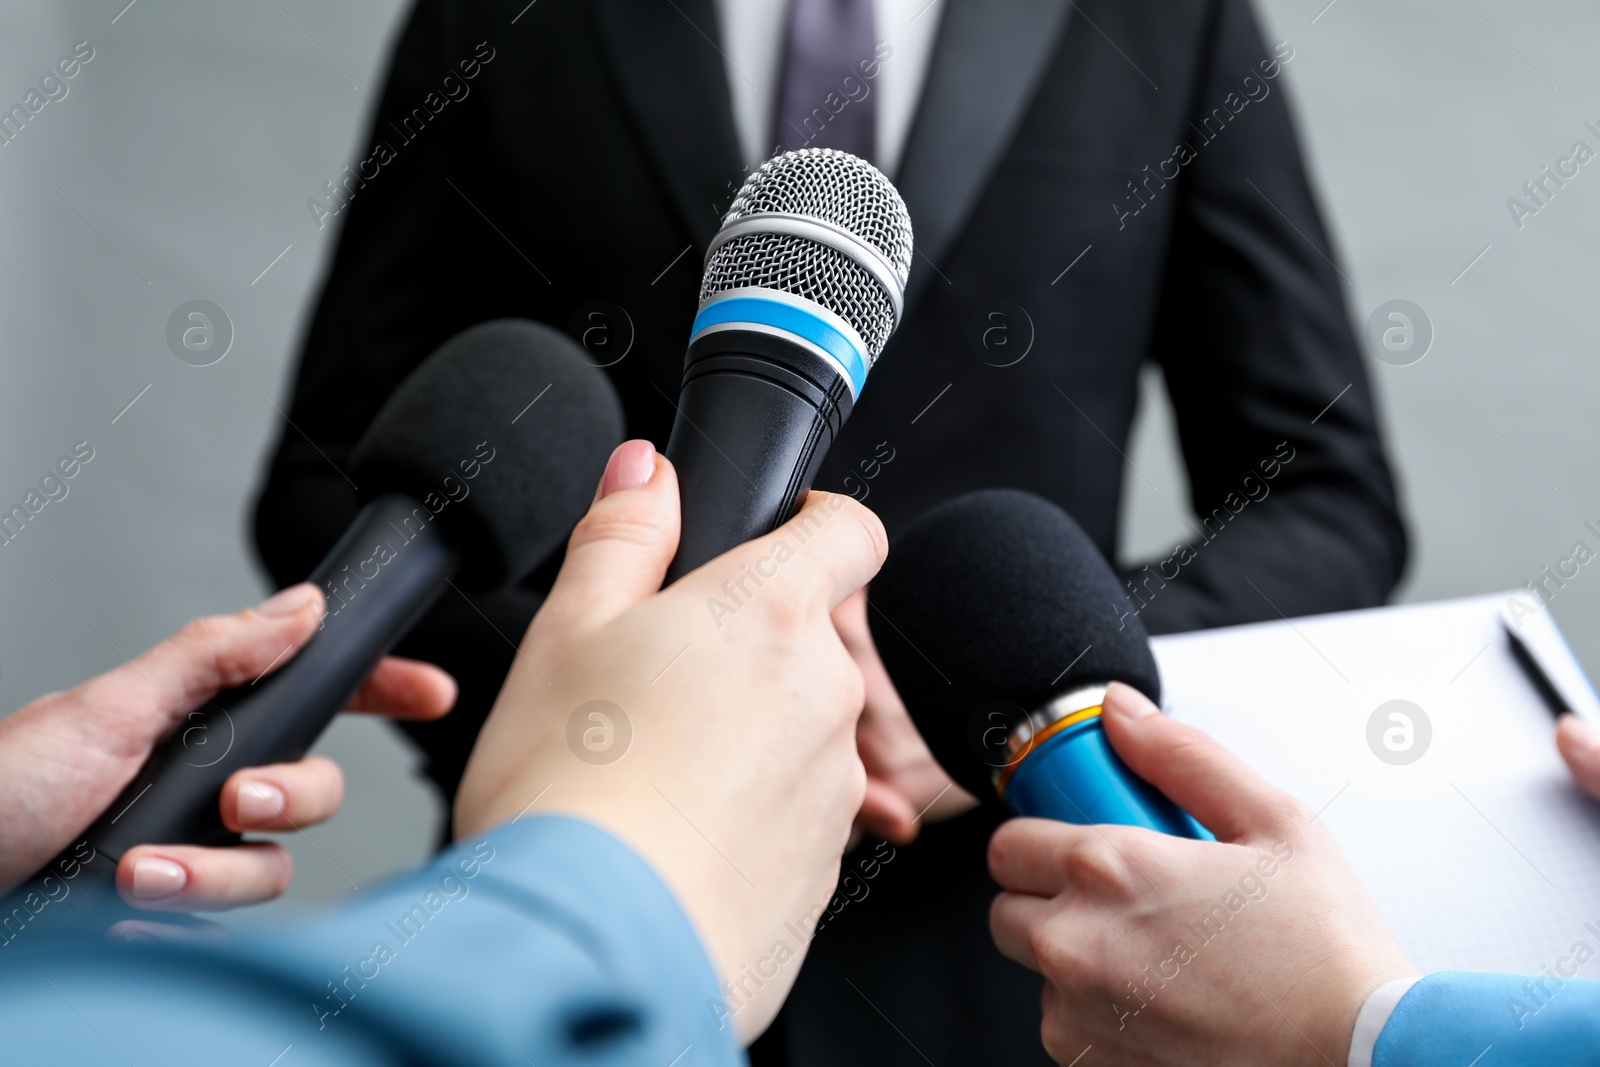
(0, 816, 744, 1066)
(1373, 970, 1600, 1067)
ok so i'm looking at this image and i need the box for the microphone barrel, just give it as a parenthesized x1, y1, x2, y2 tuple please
(663, 328, 854, 582)
(33, 493, 459, 884)
(1003, 718, 1212, 839)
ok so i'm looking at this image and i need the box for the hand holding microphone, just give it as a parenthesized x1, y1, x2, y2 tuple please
(456, 445, 888, 1043)
(0, 585, 454, 917)
(986, 683, 1417, 1067)
(19, 319, 623, 913)
(656, 149, 940, 855)
(867, 489, 1209, 837)
(866, 491, 1418, 1064)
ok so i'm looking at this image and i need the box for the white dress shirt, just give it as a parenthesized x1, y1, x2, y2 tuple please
(712, 0, 943, 177)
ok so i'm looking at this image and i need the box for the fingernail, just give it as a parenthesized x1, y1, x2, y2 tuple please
(600, 440, 657, 498)
(107, 921, 163, 942)
(108, 919, 222, 945)
(1105, 683, 1158, 719)
(235, 781, 287, 827)
(257, 583, 318, 617)
(130, 857, 188, 901)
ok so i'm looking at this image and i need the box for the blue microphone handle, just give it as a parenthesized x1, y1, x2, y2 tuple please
(1002, 714, 1213, 840)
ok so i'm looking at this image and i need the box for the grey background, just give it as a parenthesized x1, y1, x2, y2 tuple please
(0, 0, 1594, 915)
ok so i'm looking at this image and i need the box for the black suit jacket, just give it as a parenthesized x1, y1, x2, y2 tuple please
(254, 1, 1406, 1063)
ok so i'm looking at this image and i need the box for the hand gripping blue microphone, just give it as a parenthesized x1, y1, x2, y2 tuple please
(868, 489, 1210, 838)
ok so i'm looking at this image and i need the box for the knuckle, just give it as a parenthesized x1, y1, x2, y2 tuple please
(836, 497, 888, 569)
(1066, 836, 1133, 894)
(267, 848, 295, 897)
(1039, 1005, 1079, 1064)
(322, 765, 347, 813)
(799, 642, 865, 734)
(840, 672, 866, 723)
(1163, 733, 1216, 767)
(292, 756, 345, 814)
(1028, 917, 1080, 984)
(569, 505, 667, 553)
(830, 649, 867, 717)
(846, 756, 867, 813)
(987, 826, 1020, 877)
(756, 584, 812, 633)
(1261, 794, 1313, 831)
(176, 613, 233, 649)
(173, 614, 258, 690)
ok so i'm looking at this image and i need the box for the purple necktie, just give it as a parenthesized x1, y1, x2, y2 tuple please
(770, 0, 877, 162)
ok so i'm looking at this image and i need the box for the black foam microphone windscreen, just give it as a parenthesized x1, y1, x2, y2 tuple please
(349, 318, 624, 589)
(868, 488, 1161, 799)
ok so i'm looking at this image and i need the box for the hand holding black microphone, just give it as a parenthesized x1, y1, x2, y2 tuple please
(14, 319, 623, 919)
(0, 583, 457, 919)
(654, 147, 950, 853)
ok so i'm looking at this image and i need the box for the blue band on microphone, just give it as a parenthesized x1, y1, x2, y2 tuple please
(690, 295, 869, 396)
(1003, 719, 1214, 841)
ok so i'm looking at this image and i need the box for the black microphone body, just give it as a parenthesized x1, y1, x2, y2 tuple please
(18, 320, 623, 910)
(19, 497, 460, 919)
(87, 494, 457, 862)
(662, 148, 912, 582)
(665, 330, 853, 579)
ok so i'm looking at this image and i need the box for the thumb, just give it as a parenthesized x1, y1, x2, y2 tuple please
(1098, 682, 1302, 842)
(686, 491, 886, 614)
(1557, 714, 1600, 801)
(74, 584, 326, 755)
(541, 440, 680, 631)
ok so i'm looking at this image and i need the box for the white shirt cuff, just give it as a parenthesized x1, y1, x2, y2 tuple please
(1348, 977, 1420, 1067)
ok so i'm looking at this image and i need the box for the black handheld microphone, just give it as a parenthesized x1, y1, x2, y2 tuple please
(31, 319, 623, 892)
(868, 489, 1210, 837)
(662, 148, 913, 581)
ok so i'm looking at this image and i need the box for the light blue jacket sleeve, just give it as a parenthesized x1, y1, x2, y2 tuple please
(0, 815, 744, 1066)
(1373, 970, 1600, 1066)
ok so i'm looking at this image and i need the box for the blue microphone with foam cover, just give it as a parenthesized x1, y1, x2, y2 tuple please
(868, 489, 1210, 837)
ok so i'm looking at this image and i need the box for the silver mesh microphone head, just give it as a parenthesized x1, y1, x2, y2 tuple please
(700, 149, 913, 363)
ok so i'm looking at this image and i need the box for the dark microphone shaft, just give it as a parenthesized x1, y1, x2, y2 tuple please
(34, 494, 457, 887)
(663, 333, 852, 583)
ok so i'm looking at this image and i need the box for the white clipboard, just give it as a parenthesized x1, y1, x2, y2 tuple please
(1152, 593, 1600, 976)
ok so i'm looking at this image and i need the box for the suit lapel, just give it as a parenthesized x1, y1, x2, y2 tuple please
(589, 0, 746, 249)
(896, 0, 1072, 309)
